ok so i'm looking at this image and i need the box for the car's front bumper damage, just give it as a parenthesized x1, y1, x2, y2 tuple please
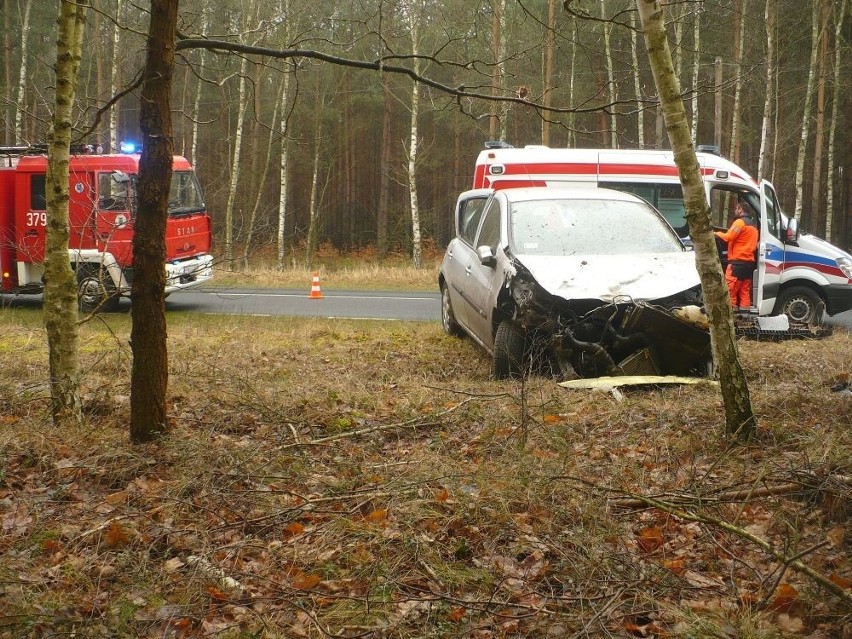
(502, 260, 711, 380)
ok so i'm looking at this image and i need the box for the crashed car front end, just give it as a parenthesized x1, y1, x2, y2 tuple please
(496, 249, 711, 380)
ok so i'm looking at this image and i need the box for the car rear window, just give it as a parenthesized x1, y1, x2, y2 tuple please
(510, 199, 683, 256)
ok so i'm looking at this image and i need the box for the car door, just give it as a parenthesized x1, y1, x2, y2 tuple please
(755, 180, 784, 315)
(443, 190, 490, 330)
(460, 197, 505, 351)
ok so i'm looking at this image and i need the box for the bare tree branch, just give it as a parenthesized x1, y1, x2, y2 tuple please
(174, 37, 644, 116)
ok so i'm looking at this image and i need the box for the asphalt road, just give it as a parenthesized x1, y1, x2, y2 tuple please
(166, 287, 441, 321)
(3, 287, 851, 330)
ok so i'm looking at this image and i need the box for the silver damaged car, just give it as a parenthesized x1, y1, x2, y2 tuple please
(439, 187, 711, 379)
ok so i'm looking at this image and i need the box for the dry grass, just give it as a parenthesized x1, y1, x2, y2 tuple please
(0, 307, 850, 638)
(211, 245, 442, 292)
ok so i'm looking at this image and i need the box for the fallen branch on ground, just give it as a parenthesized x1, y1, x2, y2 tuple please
(282, 397, 476, 447)
(555, 476, 852, 607)
(609, 472, 851, 509)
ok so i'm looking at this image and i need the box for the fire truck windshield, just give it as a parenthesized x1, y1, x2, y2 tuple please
(168, 171, 205, 216)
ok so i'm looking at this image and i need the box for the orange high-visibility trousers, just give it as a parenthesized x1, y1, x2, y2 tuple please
(725, 264, 752, 310)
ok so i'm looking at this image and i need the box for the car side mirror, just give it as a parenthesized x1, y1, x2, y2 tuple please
(477, 245, 496, 267)
(784, 217, 799, 244)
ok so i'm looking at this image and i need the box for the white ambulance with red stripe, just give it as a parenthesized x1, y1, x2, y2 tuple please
(469, 143, 852, 323)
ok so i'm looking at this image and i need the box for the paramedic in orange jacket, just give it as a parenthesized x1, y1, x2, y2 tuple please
(715, 202, 759, 311)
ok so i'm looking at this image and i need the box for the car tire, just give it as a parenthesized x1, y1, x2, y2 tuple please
(773, 286, 823, 324)
(441, 282, 464, 337)
(492, 319, 527, 379)
(77, 264, 120, 314)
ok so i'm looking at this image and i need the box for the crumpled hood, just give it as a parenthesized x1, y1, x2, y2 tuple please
(514, 252, 701, 302)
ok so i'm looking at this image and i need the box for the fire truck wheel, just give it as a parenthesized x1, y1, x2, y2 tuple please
(773, 286, 823, 324)
(77, 265, 120, 314)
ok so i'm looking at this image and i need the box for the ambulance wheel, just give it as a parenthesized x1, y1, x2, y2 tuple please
(773, 286, 823, 324)
(441, 282, 464, 337)
(77, 265, 120, 314)
(492, 319, 527, 379)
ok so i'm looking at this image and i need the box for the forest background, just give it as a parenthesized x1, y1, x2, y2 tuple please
(2, 2, 852, 637)
(3, 0, 851, 271)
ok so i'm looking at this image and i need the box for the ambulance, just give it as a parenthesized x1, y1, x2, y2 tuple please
(470, 143, 852, 324)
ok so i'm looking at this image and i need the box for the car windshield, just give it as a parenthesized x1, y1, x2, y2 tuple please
(510, 198, 683, 256)
(168, 171, 205, 215)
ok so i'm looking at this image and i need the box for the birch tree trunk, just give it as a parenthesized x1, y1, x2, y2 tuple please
(93, 8, 105, 143)
(729, 0, 746, 163)
(242, 74, 283, 269)
(223, 55, 249, 270)
(636, 0, 756, 441)
(109, 0, 122, 151)
(305, 144, 320, 268)
(810, 0, 830, 234)
(568, 17, 578, 147)
(630, 11, 645, 148)
(14, 0, 32, 142)
(690, 2, 701, 145)
(44, 0, 88, 429)
(794, 1, 822, 225)
(825, 0, 847, 242)
(542, 0, 556, 146)
(602, 0, 617, 147)
(190, 6, 207, 164)
(771, 63, 780, 183)
(3, 3, 11, 144)
(489, 0, 507, 140)
(277, 65, 291, 270)
(405, 1, 422, 268)
(130, 0, 178, 443)
(305, 93, 327, 268)
(757, 0, 776, 181)
(489, 0, 500, 139)
(672, 1, 683, 82)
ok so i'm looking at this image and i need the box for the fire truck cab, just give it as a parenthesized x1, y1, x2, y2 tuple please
(0, 145, 214, 312)
(470, 143, 852, 323)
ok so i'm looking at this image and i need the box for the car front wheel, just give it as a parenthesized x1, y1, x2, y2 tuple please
(773, 286, 823, 324)
(492, 319, 527, 379)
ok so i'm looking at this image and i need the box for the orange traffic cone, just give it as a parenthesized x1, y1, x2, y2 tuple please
(308, 271, 324, 299)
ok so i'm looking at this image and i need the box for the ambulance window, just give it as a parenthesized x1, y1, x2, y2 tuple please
(762, 183, 780, 237)
(30, 174, 46, 211)
(601, 182, 687, 236)
(657, 185, 687, 233)
(711, 188, 760, 230)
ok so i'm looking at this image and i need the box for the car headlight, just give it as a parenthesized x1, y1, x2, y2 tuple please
(837, 256, 852, 279)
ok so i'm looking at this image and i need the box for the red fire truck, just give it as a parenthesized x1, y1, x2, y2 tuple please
(0, 144, 214, 312)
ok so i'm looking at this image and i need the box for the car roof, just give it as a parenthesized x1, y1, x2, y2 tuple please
(496, 186, 646, 204)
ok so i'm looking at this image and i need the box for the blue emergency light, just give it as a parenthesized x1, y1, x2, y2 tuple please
(119, 141, 141, 154)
